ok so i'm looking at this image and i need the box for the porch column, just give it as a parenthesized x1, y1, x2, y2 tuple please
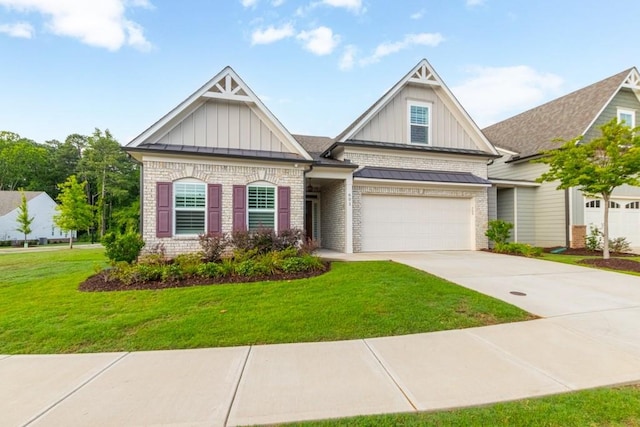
(345, 175, 353, 253)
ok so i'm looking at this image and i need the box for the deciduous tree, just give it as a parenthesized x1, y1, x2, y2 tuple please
(15, 190, 34, 248)
(54, 175, 93, 249)
(537, 118, 640, 259)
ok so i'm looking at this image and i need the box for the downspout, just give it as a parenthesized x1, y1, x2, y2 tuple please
(564, 188, 570, 247)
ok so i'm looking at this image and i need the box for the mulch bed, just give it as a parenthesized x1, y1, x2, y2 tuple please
(79, 263, 331, 292)
(544, 247, 636, 257)
(577, 257, 640, 272)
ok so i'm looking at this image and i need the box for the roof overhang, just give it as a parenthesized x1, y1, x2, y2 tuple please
(353, 166, 491, 187)
(489, 178, 541, 188)
(323, 139, 501, 159)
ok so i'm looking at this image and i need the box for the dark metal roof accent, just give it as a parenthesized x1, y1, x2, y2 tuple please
(353, 167, 491, 185)
(322, 139, 501, 158)
(126, 143, 311, 163)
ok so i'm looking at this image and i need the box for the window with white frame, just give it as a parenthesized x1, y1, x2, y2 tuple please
(174, 181, 206, 235)
(247, 184, 276, 230)
(618, 108, 636, 128)
(408, 101, 431, 145)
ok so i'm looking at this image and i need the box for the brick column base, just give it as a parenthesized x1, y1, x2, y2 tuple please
(571, 225, 587, 249)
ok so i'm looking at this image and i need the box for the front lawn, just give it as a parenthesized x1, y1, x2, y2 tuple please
(291, 384, 640, 426)
(0, 249, 533, 354)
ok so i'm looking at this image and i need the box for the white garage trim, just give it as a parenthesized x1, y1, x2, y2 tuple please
(360, 194, 474, 251)
(584, 197, 640, 246)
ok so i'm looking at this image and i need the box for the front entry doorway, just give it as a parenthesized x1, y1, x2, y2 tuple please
(305, 194, 320, 242)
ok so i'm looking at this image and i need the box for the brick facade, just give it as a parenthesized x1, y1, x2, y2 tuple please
(319, 180, 345, 251)
(142, 158, 305, 256)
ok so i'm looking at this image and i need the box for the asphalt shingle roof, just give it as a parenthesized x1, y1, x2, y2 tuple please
(132, 144, 309, 162)
(353, 167, 490, 185)
(0, 191, 42, 216)
(482, 68, 634, 158)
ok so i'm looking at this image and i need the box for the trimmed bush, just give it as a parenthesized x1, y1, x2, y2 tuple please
(196, 262, 223, 278)
(102, 232, 145, 264)
(199, 232, 228, 262)
(495, 242, 542, 257)
(485, 220, 514, 246)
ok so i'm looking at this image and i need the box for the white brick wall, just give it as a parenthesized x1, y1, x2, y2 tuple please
(320, 180, 345, 251)
(142, 159, 305, 256)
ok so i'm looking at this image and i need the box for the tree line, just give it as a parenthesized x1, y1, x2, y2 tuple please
(0, 129, 139, 239)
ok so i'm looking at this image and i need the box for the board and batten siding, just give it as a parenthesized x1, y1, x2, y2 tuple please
(155, 100, 290, 153)
(583, 89, 640, 142)
(490, 154, 565, 247)
(351, 84, 477, 150)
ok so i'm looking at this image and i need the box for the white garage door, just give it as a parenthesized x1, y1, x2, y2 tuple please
(360, 195, 473, 252)
(585, 199, 640, 245)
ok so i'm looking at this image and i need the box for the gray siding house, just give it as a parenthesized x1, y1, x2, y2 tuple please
(485, 67, 640, 248)
(125, 59, 500, 255)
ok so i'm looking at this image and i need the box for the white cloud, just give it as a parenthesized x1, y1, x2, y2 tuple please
(297, 26, 339, 55)
(410, 9, 424, 19)
(452, 65, 564, 127)
(361, 32, 444, 65)
(251, 23, 295, 44)
(0, 0, 152, 51)
(339, 44, 356, 70)
(0, 21, 34, 38)
(466, 0, 485, 6)
(321, 0, 363, 13)
(241, 0, 258, 7)
(272, 0, 285, 5)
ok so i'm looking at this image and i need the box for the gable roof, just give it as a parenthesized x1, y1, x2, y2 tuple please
(335, 58, 499, 156)
(0, 191, 43, 216)
(483, 67, 640, 159)
(126, 67, 313, 161)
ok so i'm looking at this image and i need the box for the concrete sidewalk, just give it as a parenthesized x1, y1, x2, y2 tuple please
(2, 251, 640, 426)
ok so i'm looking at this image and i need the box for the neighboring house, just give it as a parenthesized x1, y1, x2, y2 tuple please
(0, 191, 66, 242)
(485, 67, 640, 248)
(124, 59, 500, 255)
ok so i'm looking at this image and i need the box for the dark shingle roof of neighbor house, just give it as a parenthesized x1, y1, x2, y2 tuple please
(0, 191, 42, 216)
(482, 68, 634, 159)
(353, 167, 491, 185)
(130, 144, 310, 163)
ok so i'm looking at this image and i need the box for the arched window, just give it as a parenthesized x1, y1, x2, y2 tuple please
(174, 180, 206, 235)
(626, 201, 640, 209)
(609, 201, 620, 209)
(585, 200, 600, 208)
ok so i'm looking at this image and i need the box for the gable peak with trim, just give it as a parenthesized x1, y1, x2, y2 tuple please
(125, 66, 312, 162)
(334, 58, 499, 157)
(483, 67, 640, 159)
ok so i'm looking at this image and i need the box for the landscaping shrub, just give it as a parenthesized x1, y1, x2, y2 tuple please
(102, 231, 145, 264)
(196, 262, 223, 278)
(299, 238, 319, 255)
(586, 226, 603, 251)
(230, 230, 253, 251)
(485, 220, 513, 245)
(198, 232, 228, 262)
(109, 261, 139, 285)
(495, 242, 542, 257)
(135, 264, 164, 282)
(235, 259, 267, 277)
(174, 252, 203, 276)
(609, 237, 631, 253)
(273, 228, 304, 251)
(161, 264, 183, 282)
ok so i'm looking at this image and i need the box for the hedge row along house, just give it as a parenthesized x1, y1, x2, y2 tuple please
(124, 60, 640, 255)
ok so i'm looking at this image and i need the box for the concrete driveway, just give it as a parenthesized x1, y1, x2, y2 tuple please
(3, 251, 640, 426)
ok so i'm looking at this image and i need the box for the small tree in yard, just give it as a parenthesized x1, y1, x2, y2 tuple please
(54, 175, 93, 249)
(15, 189, 34, 248)
(537, 118, 640, 259)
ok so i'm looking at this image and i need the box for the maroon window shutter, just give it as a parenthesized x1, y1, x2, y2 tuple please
(207, 184, 222, 234)
(277, 186, 291, 231)
(156, 182, 172, 238)
(232, 185, 246, 231)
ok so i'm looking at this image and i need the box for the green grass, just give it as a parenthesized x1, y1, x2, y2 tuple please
(289, 385, 640, 426)
(0, 249, 532, 354)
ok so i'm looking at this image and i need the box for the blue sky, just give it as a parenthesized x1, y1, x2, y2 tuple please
(1, 0, 639, 144)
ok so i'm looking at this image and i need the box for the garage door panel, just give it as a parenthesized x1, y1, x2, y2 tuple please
(361, 195, 472, 252)
(584, 199, 640, 246)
